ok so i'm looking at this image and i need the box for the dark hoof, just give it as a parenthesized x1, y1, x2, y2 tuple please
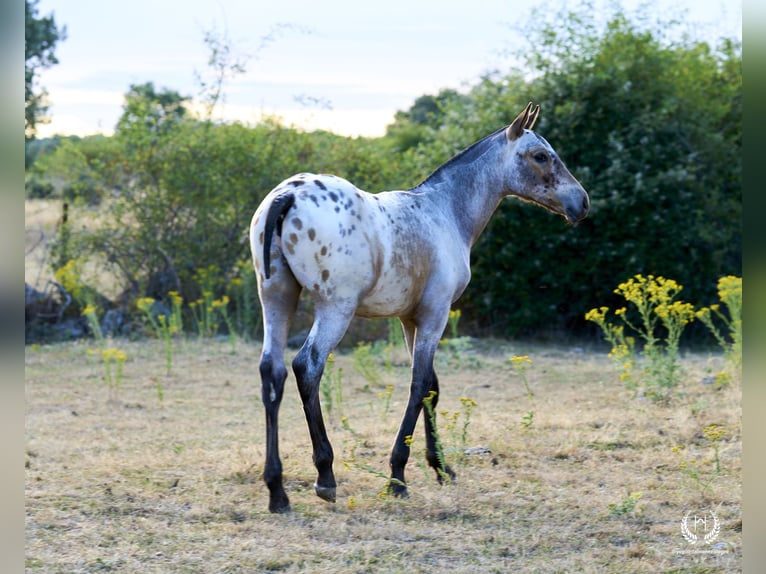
(268, 492, 291, 513)
(269, 499, 291, 513)
(436, 465, 457, 485)
(388, 481, 409, 498)
(314, 483, 336, 503)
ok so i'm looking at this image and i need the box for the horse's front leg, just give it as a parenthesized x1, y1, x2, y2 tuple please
(389, 310, 453, 496)
(422, 372, 456, 484)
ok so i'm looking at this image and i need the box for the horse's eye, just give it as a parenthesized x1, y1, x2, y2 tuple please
(533, 152, 548, 164)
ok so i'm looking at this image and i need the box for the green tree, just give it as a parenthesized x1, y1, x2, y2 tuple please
(25, 0, 65, 142)
(405, 6, 741, 338)
(28, 134, 121, 204)
(511, 11, 742, 338)
(385, 88, 469, 152)
(116, 82, 190, 140)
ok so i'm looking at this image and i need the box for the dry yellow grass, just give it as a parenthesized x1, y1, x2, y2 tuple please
(25, 337, 741, 572)
(25, 198, 122, 299)
(25, 199, 62, 291)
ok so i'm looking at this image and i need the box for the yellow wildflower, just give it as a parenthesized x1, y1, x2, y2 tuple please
(695, 307, 711, 320)
(168, 291, 183, 306)
(54, 259, 85, 301)
(136, 297, 156, 312)
(509, 355, 532, 367)
(460, 397, 477, 408)
(703, 424, 726, 442)
(81, 304, 97, 317)
(584, 306, 609, 323)
(717, 275, 741, 302)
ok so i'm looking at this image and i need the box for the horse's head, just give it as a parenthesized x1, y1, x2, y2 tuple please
(503, 103, 590, 224)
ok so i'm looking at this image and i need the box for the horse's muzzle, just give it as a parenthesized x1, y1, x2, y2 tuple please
(564, 188, 590, 224)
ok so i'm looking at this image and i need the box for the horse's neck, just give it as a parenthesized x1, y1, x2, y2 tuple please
(419, 145, 508, 247)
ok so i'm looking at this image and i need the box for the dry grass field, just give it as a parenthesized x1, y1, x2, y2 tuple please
(25, 336, 741, 573)
(25, 199, 61, 292)
(25, 199, 121, 300)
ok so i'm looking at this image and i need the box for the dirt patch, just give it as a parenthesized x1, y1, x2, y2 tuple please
(26, 338, 741, 572)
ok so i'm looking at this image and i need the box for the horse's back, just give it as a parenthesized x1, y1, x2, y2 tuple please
(251, 173, 441, 316)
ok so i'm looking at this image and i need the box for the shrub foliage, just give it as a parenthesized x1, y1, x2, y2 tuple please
(27, 5, 741, 342)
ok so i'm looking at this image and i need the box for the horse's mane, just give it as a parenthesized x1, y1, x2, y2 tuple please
(410, 126, 507, 190)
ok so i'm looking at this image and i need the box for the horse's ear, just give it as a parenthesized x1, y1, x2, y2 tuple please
(507, 102, 534, 141)
(525, 105, 540, 130)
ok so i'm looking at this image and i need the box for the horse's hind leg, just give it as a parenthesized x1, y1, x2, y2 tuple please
(292, 303, 355, 504)
(258, 275, 301, 513)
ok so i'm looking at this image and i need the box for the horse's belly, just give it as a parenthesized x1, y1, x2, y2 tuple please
(355, 264, 426, 318)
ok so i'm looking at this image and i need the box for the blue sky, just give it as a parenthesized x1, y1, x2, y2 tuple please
(34, 0, 741, 138)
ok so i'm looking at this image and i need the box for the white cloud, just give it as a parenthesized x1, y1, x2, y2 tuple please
(45, 89, 125, 107)
(37, 99, 395, 139)
(187, 101, 395, 137)
(271, 108, 396, 137)
(36, 115, 116, 139)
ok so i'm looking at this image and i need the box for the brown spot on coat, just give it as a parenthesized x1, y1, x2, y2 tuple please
(291, 217, 303, 230)
(308, 228, 316, 241)
(320, 246, 328, 256)
(258, 231, 264, 244)
(322, 269, 330, 282)
(289, 233, 298, 244)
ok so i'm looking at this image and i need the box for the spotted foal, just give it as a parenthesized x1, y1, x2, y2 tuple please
(249, 102, 589, 512)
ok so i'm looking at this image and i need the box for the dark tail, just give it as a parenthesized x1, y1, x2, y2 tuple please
(262, 192, 295, 279)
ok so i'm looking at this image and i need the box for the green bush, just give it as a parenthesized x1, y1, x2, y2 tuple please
(40, 108, 409, 338)
(28, 4, 740, 344)
(405, 7, 741, 338)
